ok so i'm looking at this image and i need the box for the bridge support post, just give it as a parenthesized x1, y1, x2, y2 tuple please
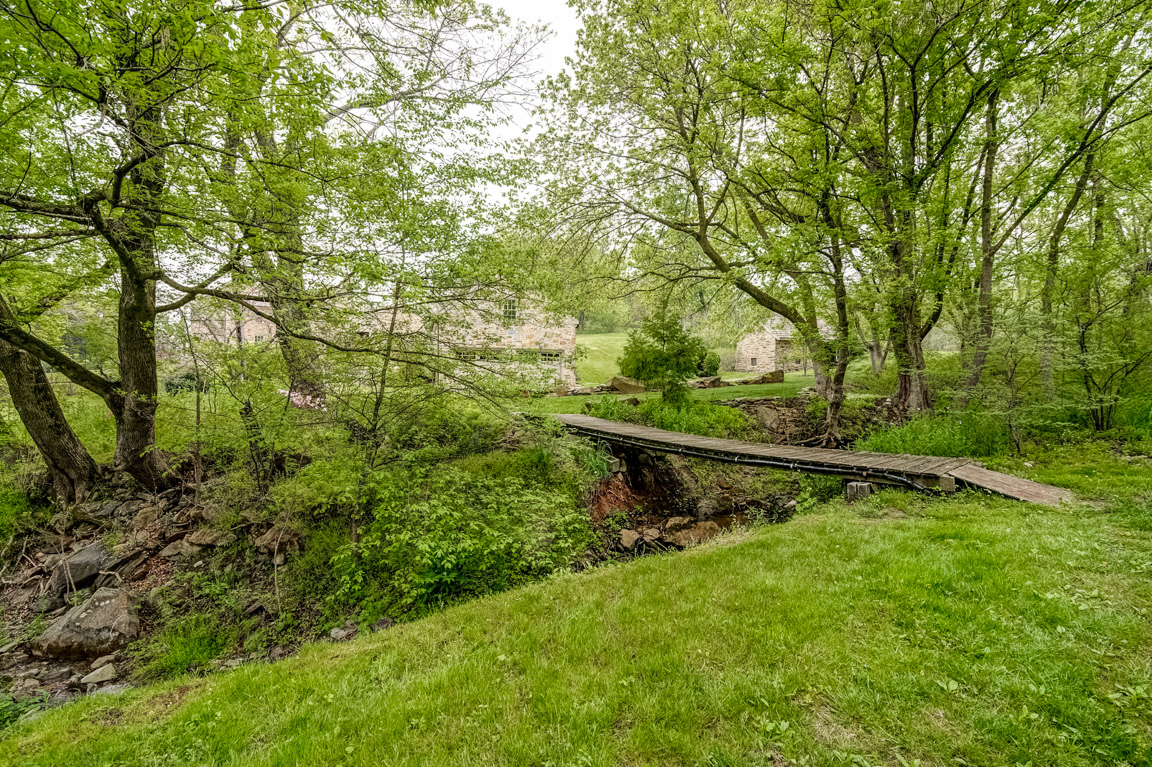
(846, 482, 874, 504)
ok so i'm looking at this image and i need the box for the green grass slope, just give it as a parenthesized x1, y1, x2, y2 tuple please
(534, 372, 816, 414)
(574, 332, 630, 384)
(4, 449, 1151, 766)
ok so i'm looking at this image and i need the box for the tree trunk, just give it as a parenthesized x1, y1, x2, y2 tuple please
(112, 264, 171, 488)
(868, 341, 889, 375)
(890, 289, 931, 412)
(104, 96, 173, 490)
(0, 339, 98, 506)
(1040, 154, 1094, 394)
(271, 291, 327, 405)
(963, 90, 1000, 394)
(820, 214, 852, 444)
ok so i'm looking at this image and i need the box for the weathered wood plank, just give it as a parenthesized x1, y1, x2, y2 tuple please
(554, 413, 1072, 505)
(946, 464, 1072, 506)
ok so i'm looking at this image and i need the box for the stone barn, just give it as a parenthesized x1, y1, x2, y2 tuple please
(188, 295, 579, 386)
(734, 316, 830, 373)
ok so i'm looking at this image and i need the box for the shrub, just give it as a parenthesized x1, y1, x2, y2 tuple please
(855, 413, 1010, 458)
(266, 453, 363, 520)
(698, 350, 721, 377)
(334, 465, 595, 615)
(588, 397, 753, 439)
(1116, 392, 1152, 439)
(618, 313, 709, 401)
(796, 474, 843, 512)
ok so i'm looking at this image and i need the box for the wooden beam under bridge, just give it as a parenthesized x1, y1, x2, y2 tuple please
(553, 413, 1072, 506)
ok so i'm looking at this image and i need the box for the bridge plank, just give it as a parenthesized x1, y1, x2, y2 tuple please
(946, 464, 1072, 506)
(554, 413, 1071, 504)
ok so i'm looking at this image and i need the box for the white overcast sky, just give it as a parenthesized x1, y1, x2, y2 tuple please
(497, 0, 581, 88)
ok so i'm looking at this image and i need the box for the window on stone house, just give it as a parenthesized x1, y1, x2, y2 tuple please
(502, 299, 518, 322)
(254, 335, 265, 343)
(751, 357, 757, 367)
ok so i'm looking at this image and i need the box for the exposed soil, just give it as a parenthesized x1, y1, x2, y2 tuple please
(589, 446, 796, 556)
(718, 394, 897, 446)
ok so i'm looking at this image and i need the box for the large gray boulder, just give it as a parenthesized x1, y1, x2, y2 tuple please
(608, 375, 646, 394)
(45, 543, 109, 597)
(35, 588, 139, 659)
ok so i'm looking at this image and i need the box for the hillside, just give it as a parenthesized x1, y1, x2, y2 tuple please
(3, 448, 1150, 766)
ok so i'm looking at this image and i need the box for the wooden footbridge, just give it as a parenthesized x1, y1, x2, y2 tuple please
(554, 414, 1072, 506)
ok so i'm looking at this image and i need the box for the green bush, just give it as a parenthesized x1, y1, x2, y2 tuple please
(618, 313, 709, 401)
(334, 464, 595, 616)
(266, 452, 363, 520)
(855, 413, 1010, 458)
(796, 473, 843, 512)
(588, 397, 754, 439)
(1116, 392, 1152, 439)
(284, 521, 356, 621)
(698, 350, 721, 377)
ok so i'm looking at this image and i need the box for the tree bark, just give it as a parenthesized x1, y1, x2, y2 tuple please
(963, 90, 1001, 394)
(111, 262, 170, 488)
(95, 95, 173, 489)
(890, 292, 931, 412)
(0, 339, 98, 506)
(1040, 154, 1094, 393)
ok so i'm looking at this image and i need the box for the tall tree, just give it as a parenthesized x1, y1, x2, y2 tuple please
(0, 0, 537, 494)
(542, 0, 1152, 413)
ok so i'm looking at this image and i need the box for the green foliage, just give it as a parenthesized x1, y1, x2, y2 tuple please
(855, 414, 1010, 458)
(698, 350, 721, 377)
(283, 521, 353, 618)
(334, 462, 595, 617)
(618, 313, 709, 401)
(795, 474, 843, 513)
(266, 454, 364, 520)
(0, 694, 42, 732)
(0, 481, 38, 543)
(587, 396, 753, 439)
(1117, 393, 1152, 439)
(134, 615, 238, 680)
(577, 303, 632, 335)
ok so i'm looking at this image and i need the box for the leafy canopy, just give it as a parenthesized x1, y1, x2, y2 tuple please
(618, 312, 709, 401)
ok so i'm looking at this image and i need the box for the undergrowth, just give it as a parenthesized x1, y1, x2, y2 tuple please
(854, 412, 1011, 457)
(587, 397, 754, 439)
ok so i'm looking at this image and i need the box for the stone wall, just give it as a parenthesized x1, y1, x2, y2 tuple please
(733, 333, 779, 373)
(448, 300, 579, 386)
(454, 301, 577, 354)
(733, 317, 829, 373)
(189, 301, 278, 346)
(188, 297, 579, 385)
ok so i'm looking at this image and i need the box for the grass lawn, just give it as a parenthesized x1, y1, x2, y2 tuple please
(572, 333, 785, 386)
(531, 372, 817, 414)
(574, 332, 630, 384)
(4, 446, 1151, 766)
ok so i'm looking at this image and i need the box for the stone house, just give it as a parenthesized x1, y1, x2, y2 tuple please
(189, 296, 579, 386)
(189, 300, 278, 346)
(445, 298, 579, 386)
(734, 316, 830, 373)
